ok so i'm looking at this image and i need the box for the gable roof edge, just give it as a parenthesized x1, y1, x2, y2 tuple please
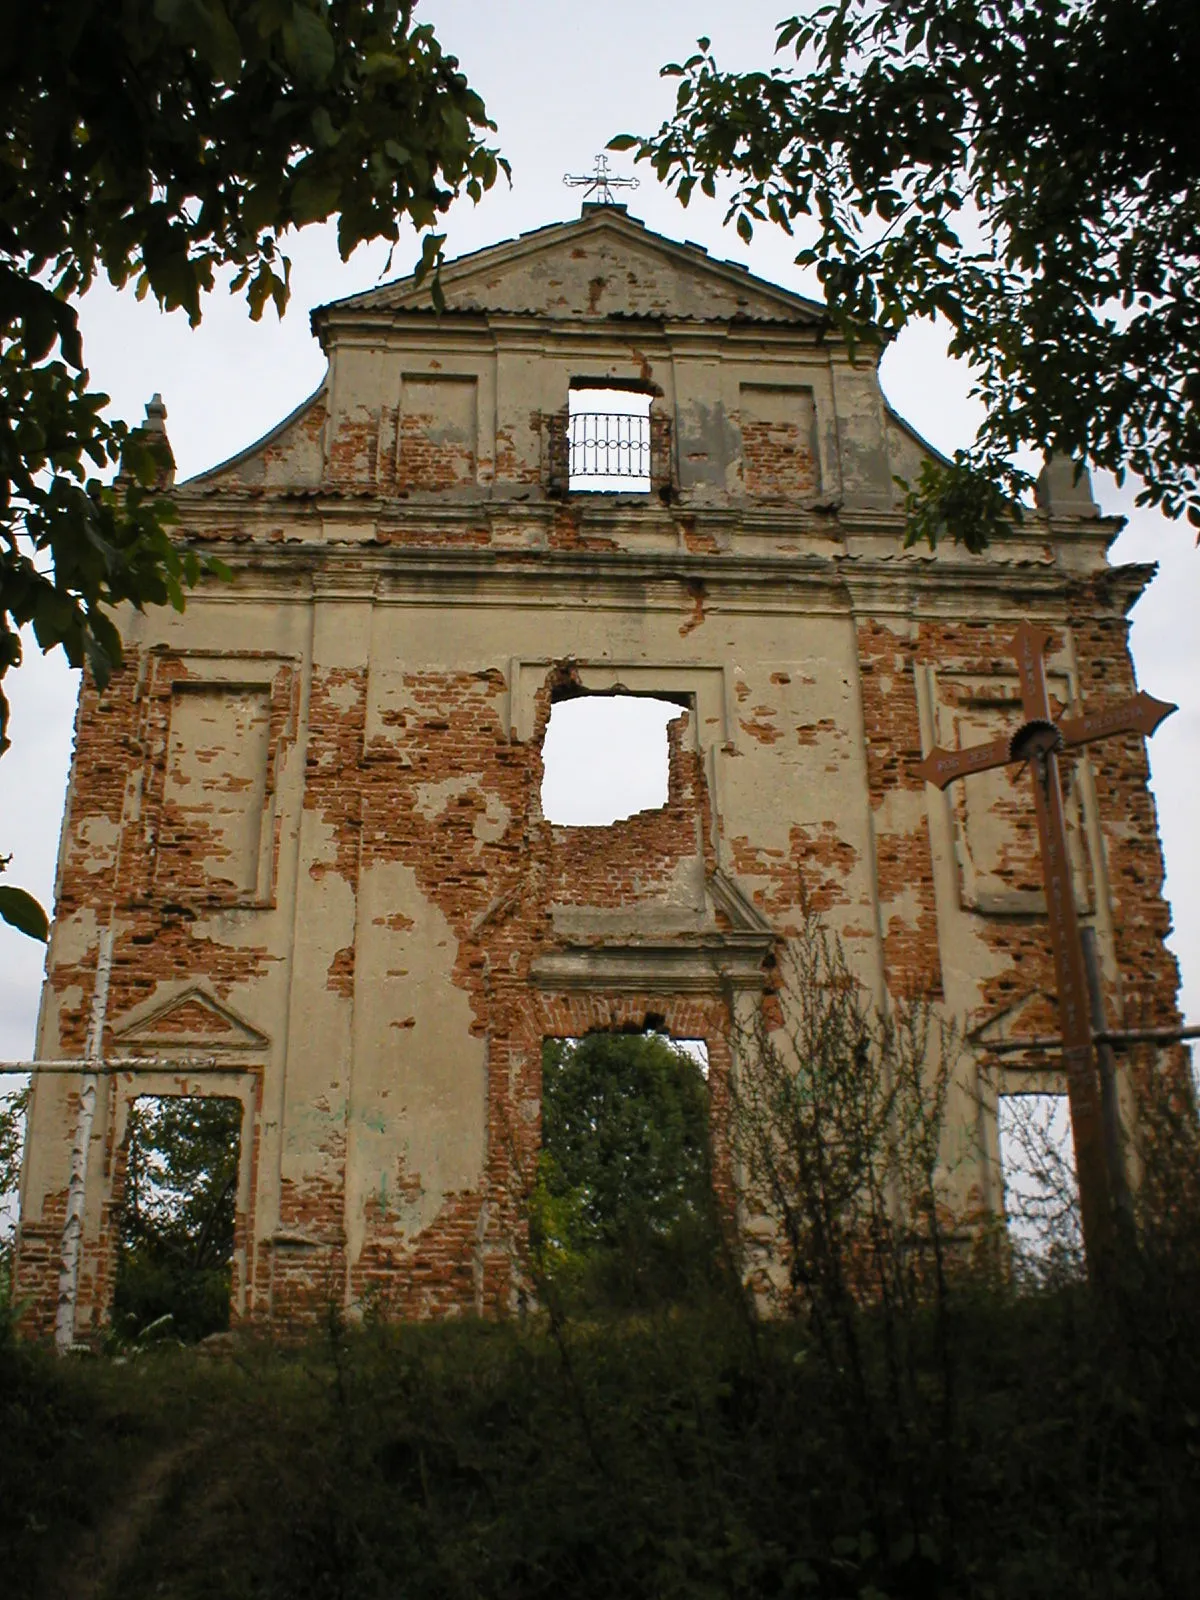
(313, 208, 829, 329)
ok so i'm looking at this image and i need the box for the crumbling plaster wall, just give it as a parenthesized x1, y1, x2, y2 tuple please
(17, 560, 895, 1330)
(211, 316, 872, 518)
(15, 218, 1182, 1333)
(22, 556, 1176, 1331)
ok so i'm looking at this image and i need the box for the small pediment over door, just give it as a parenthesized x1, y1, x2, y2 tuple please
(112, 987, 269, 1053)
(970, 989, 1060, 1053)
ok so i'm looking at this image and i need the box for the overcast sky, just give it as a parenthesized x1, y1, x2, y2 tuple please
(1, 0, 1196, 1066)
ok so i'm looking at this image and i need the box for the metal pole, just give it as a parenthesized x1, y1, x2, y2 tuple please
(54, 928, 113, 1355)
(1, 1057, 223, 1075)
(984, 1023, 1200, 1055)
(1080, 926, 1138, 1254)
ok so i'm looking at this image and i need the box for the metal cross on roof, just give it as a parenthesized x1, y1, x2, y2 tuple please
(915, 621, 1176, 1274)
(564, 153, 640, 206)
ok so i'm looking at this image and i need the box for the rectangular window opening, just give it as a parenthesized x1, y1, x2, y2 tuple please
(113, 1094, 243, 1342)
(537, 1032, 715, 1309)
(541, 693, 684, 825)
(568, 385, 653, 493)
(997, 1092, 1083, 1277)
(0, 1079, 29, 1246)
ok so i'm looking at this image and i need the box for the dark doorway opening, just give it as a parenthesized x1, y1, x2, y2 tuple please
(535, 1032, 720, 1309)
(112, 1095, 243, 1342)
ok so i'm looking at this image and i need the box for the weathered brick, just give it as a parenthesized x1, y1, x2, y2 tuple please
(14, 209, 1182, 1335)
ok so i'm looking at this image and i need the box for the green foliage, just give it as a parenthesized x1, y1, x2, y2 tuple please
(534, 1033, 723, 1309)
(732, 916, 957, 1314)
(0, 1080, 26, 1206)
(0, 857, 46, 940)
(112, 1096, 243, 1343)
(0, 1079, 28, 1323)
(0, 0, 505, 934)
(617, 0, 1200, 547)
(5, 1287, 1200, 1600)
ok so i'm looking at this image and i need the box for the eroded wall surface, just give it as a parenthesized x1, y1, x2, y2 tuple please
(15, 209, 1181, 1333)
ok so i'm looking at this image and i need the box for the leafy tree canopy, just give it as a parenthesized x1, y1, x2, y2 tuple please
(535, 1033, 719, 1308)
(615, 0, 1200, 551)
(113, 1095, 243, 1342)
(0, 0, 504, 938)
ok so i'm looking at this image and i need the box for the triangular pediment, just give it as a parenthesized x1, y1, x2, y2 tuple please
(320, 208, 826, 327)
(970, 989, 1060, 1049)
(112, 987, 269, 1052)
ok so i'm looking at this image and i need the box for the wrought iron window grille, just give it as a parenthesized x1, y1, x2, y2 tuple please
(568, 410, 651, 489)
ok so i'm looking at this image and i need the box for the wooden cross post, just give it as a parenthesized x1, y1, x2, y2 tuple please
(915, 622, 1175, 1274)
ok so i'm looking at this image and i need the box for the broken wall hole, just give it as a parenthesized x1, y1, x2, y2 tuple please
(536, 1032, 717, 1309)
(997, 1092, 1083, 1269)
(112, 1094, 243, 1343)
(568, 382, 653, 492)
(540, 694, 685, 826)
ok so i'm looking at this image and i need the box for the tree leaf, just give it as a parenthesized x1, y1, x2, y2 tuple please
(0, 884, 49, 942)
(284, 2, 336, 84)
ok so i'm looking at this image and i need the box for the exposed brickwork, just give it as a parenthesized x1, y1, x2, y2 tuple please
(1066, 587, 1183, 1091)
(741, 419, 817, 498)
(729, 823, 860, 926)
(493, 413, 546, 488)
(396, 410, 476, 492)
(326, 416, 378, 485)
(17, 216, 1184, 1337)
(544, 408, 569, 496)
(858, 619, 944, 997)
(680, 517, 720, 554)
(650, 409, 673, 496)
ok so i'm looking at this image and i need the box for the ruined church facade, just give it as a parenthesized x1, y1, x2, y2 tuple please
(15, 206, 1178, 1334)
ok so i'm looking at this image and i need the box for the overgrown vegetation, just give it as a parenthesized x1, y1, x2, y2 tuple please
(111, 1096, 243, 1345)
(533, 1033, 723, 1311)
(0, 1078, 27, 1311)
(3, 921, 1199, 1596)
(3, 1280, 1200, 1599)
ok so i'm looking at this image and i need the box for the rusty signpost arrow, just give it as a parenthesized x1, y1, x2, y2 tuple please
(915, 623, 1176, 1274)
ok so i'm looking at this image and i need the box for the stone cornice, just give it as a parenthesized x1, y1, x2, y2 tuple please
(164, 537, 1152, 622)
(172, 485, 1123, 557)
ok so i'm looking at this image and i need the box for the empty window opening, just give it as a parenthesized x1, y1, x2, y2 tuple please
(541, 694, 680, 825)
(536, 1033, 716, 1308)
(0, 1079, 29, 1246)
(568, 385, 653, 492)
(113, 1095, 243, 1343)
(998, 1093, 1082, 1274)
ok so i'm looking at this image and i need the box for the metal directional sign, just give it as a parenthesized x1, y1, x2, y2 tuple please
(915, 622, 1176, 1271)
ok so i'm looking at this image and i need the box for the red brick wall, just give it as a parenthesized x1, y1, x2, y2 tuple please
(741, 419, 818, 499)
(17, 570, 1182, 1335)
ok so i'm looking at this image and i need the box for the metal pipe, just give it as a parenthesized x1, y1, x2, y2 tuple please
(981, 1023, 1200, 1056)
(1, 1057, 231, 1074)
